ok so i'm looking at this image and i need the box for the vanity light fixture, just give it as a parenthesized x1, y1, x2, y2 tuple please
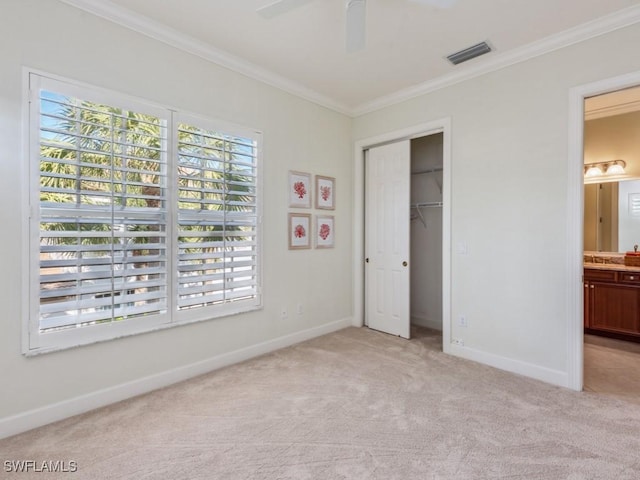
(584, 164, 603, 178)
(584, 160, 626, 179)
(605, 159, 626, 175)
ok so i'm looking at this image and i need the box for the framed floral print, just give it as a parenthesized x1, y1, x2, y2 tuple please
(288, 213, 311, 250)
(289, 171, 311, 208)
(315, 215, 334, 249)
(315, 175, 335, 210)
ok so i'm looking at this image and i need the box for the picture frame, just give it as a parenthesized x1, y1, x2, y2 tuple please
(315, 175, 335, 210)
(289, 171, 311, 208)
(315, 215, 335, 249)
(288, 213, 311, 250)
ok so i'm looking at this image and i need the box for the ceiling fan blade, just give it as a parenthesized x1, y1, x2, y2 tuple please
(346, 0, 366, 53)
(408, 0, 457, 8)
(257, 0, 316, 19)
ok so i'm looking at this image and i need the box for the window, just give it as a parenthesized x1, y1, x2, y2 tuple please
(27, 73, 261, 354)
(175, 119, 259, 313)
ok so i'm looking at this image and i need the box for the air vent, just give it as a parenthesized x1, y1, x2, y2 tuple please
(447, 41, 492, 65)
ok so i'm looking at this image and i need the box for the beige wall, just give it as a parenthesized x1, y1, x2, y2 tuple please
(0, 0, 353, 424)
(354, 22, 640, 380)
(584, 110, 640, 177)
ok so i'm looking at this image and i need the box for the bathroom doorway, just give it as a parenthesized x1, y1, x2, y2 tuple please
(581, 83, 640, 398)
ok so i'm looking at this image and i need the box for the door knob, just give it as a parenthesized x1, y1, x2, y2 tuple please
(402, 261, 408, 267)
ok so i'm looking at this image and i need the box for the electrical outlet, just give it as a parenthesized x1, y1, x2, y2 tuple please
(459, 315, 468, 327)
(296, 303, 303, 315)
(451, 338, 464, 346)
(281, 308, 288, 320)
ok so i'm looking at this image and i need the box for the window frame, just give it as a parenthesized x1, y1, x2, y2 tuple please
(173, 111, 262, 324)
(23, 70, 263, 355)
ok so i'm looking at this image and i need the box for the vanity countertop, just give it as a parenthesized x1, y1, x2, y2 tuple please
(584, 263, 640, 272)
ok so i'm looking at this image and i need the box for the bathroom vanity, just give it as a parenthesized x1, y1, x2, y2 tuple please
(584, 257, 640, 342)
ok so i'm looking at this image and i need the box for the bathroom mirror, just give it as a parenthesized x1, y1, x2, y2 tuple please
(584, 179, 640, 253)
(583, 85, 640, 254)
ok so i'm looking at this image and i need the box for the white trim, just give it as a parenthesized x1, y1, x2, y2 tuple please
(353, 118, 452, 354)
(57, 0, 640, 117)
(585, 99, 640, 120)
(56, 0, 351, 116)
(567, 85, 585, 393)
(21, 70, 32, 356)
(23, 69, 264, 355)
(0, 317, 353, 440)
(448, 343, 568, 388)
(567, 70, 640, 392)
(441, 122, 452, 354)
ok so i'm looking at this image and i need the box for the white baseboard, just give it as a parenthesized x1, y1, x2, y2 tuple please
(0, 317, 353, 440)
(448, 342, 569, 388)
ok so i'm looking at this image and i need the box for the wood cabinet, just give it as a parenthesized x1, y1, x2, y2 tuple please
(584, 267, 640, 342)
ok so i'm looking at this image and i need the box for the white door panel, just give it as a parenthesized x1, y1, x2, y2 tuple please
(365, 140, 410, 339)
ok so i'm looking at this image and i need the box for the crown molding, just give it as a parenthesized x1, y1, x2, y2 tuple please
(57, 0, 353, 116)
(585, 99, 640, 120)
(352, 4, 640, 116)
(58, 0, 640, 118)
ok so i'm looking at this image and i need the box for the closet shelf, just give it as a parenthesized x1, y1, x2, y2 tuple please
(411, 201, 443, 208)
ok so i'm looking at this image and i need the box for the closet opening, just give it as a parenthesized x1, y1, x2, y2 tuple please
(363, 132, 443, 343)
(409, 134, 444, 337)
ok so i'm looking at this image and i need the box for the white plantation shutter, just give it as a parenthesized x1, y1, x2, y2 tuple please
(28, 73, 261, 354)
(630, 193, 640, 217)
(35, 79, 168, 334)
(176, 119, 260, 313)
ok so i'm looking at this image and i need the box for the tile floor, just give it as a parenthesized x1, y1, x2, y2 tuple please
(584, 334, 640, 402)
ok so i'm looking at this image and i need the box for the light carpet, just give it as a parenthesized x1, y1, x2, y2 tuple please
(2, 326, 640, 479)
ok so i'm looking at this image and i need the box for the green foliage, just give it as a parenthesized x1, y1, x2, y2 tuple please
(39, 92, 257, 259)
(40, 94, 163, 211)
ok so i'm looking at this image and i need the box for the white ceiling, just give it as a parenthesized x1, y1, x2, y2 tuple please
(61, 0, 640, 115)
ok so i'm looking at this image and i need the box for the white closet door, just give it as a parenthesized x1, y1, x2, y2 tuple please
(365, 140, 411, 339)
